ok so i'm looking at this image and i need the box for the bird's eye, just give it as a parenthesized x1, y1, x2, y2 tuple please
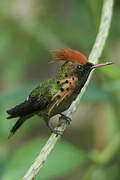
(77, 65, 83, 70)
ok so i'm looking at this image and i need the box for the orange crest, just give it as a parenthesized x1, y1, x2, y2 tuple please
(50, 48, 87, 65)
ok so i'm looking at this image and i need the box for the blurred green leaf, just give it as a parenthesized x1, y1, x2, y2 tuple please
(104, 81, 120, 92)
(3, 138, 86, 180)
(81, 84, 113, 102)
(87, 0, 102, 27)
(104, 81, 120, 100)
(0, 142, 10, 180)
(100, 65, 120, 80)
(0, 84, 36, 104)
(104, 105, 120, 142)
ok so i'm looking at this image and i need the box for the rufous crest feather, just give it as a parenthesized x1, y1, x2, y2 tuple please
(50, 48, 87, 65)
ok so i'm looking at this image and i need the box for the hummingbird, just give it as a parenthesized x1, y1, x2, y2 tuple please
(7, 48, 113, 137)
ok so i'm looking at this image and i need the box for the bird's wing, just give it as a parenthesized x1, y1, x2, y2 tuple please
(7, 80, 53, 119)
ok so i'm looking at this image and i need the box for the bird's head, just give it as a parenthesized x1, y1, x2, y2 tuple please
(50, 48, 113, 81)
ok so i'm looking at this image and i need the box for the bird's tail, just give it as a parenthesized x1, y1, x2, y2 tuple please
(8, 116, 25, 138)
(8, 114, 32, 138)
(7, 98, 39, 138)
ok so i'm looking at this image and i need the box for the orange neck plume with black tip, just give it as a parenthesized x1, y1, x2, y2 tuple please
(50, 48, 87, 65)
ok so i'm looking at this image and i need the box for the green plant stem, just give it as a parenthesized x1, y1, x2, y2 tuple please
(22, 0, 114, 179)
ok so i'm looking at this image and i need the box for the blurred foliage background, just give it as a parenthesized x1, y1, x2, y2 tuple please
(0, 0, 120, 180)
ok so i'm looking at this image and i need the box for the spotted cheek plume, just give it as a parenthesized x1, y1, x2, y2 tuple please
(49, 48, 87, 65)
(48, 76, 78, 115)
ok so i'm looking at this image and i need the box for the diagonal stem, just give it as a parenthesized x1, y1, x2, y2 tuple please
(22, 0, 114, 179)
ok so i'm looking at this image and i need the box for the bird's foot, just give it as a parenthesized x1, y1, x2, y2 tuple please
(51, 128, 64, 136)
(60, 113, 72, 125)
(46, 119, 63, 136)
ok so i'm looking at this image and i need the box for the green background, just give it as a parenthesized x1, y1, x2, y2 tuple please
(0, 0, 120, 180)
